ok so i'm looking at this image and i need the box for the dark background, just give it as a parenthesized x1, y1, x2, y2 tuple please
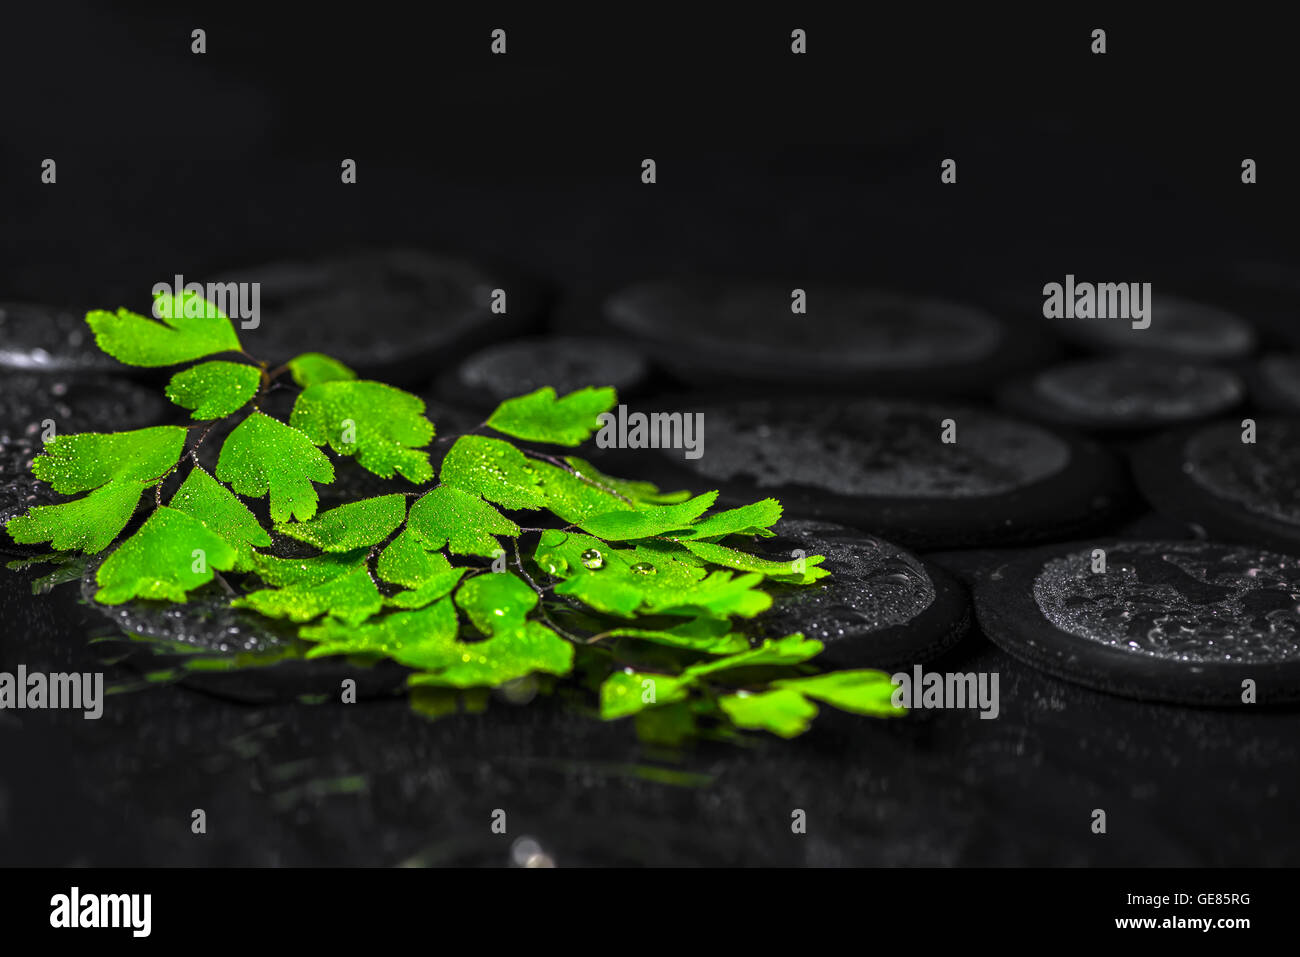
(1, 4, 1297, 866)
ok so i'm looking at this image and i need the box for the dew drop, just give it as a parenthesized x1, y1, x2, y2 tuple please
(630, 561, 656, 575)
(580, 548, 604, 570)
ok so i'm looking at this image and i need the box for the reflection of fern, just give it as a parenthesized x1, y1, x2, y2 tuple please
(4, 291, 903, 738)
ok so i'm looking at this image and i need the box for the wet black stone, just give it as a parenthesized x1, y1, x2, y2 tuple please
(1046, 294, 1256, 360)
(0, 302, 122, 374)
(602, 278, 1053, 394)
(747, 519, 970, 669)
(440, 335, 650, 410)
(652, 397, 1129, 549)
(212, 249, 544, 384)
(0, 371, 172, 441)
(973, 540, 1300, 706)
(76, 546, 408, 704)
(1133, 418, 1300, 553)
(998, 356, 1245, 432)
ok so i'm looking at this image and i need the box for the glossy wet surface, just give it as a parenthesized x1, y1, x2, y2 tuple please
(4, 556, 1297, 866)
(1030, 357, 1243, 424)
(750, 520, 936, 642)
(680, 399, 1069, 498)
(606, 281, 1004, 372)
(1184, 420, 1300, 527)
(1033, 542, 1300, 664)
(453, 337, 648, 407)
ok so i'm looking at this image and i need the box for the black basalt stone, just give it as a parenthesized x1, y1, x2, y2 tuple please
(0, 302, 122, 374)
(974, 539, 1300, 705)
(211, 249, 543, 384)
(747, 519, 970, 670)
(998, 356, 1245, 433)
(440, 335, 650, 410)
(654, 397, 1128, 549)
(1132, 417, 1300, 553)
(77, 537, 409, 704)
(602, 278, 1054, 394)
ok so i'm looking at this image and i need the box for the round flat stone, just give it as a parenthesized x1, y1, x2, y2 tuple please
(1133, 418, 1300, 552)
(443, 336, 649, 409)
(0, 372, 171, 442)
(999, 356, 1244, 431)
(0, 302, 120, 374)
(654, 397, 1126, 548)
(77, 540, 406, 703)
(1048, 295, 1255, 359)
(603, 279, 1049, 392)
(974, 540, 1300, 704)
(213, 249, 541, 382)
(746, 519, 969, 669)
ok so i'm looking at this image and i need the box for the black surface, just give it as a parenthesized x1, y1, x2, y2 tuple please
(2, 6, 1299, 869)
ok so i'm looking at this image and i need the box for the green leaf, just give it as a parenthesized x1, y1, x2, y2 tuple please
(247, 549, 370, 587)
(291, 380, 434, 483)
(94, 506, 238, 604)
(385, 568, 467, 610)
(597, 616, 751, 655)
(718, 689, 818, 738)
(168, 466, 271, 571)
(286, 352, 356, 388)
(375, 530, 468, 608)
(676, 499, 783, 540)
(405, 621, 572, 687)
(530, 460, 637, 525)
(439, 436, 545, 510)
(234, 561, 381, 626)
(165, 361, 261, 419)
(486, 386, 616, 446)
(216, 412, 335, 523)
(303, 589, 573, 689)
(30, 426, 187, 493)
(301, 599, 458, 659)
(534, 530, 772, 619)
(86, 293, 242, 367)
(600, 670, 690, 719)
(686, 633, 823, 677)
(598, 634, 824, 724)
(372, 574, 573, 686)
(407, 486, 519, 558)
(5, 479, 147, 553)
(562, 457, 690, 505)
(674, 539, 829, 584)
(376, 529, 449, 588)
(576, 492, 717, 541)
(634, 703, 698, 747)
(275, 494, 407, 552)
(454, 572, 537, 635)
(772, 671, 905, 717)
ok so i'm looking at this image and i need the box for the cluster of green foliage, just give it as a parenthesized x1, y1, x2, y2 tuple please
(5, 291, 902, 739)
